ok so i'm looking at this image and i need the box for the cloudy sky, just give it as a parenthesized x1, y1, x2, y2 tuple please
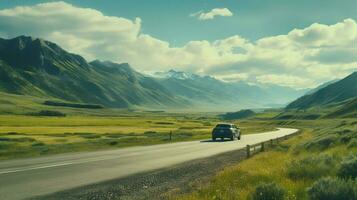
(1, 0, 357, 89)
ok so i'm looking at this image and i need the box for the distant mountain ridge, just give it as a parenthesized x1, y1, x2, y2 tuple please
(286, 72, 357, 109)
(155, 69, 307, 109)
(0, 35, 307, 110)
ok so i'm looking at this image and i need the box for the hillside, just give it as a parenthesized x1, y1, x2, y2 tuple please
(286, 72, 357, 109)
(304, 79, 339, 95)
(0, 36, 186, 108)
(325, 97, 357, 118)
(219, 109, 255, 120)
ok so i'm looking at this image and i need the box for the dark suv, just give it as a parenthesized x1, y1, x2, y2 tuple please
(212, 123, 241, 141)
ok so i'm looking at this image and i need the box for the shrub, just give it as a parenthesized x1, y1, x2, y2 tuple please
(32, 142, 45, 147)
(252, 182, 285, 200)
(143, 131, 158, 137)
(0, 137, 36, 142)
(79, 134, 101, 139)
(155, 122, 174, 125)
(6, 132, 19, 135)
(304, 134, 339, 150)
(348, 139, 357, 149)
(339, 131, 356, 144)
(202, 121, 211, 126)
(340, 135, 352, 144)
(109, 141, 118, 145)
(338, 154, 357, 179)
(307, 177, 357, 200)
(0, 137, 10, 142)
(287, 154, 337, 180)
(43, 101, 103, 109)
(273, 144, 290, 152)
(0, 142, 10, 150)
(29, 110, 66, 117)
(105, 134, 123, 138)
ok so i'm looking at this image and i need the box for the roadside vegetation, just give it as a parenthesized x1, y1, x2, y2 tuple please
(0, 112, 276, 160)
(0, 91, 280, 160)
(174, 118, 357, 200)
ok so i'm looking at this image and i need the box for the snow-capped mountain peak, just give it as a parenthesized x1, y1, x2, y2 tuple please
(155, 69, 199, 80)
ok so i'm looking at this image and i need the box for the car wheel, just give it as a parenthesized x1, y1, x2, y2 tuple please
(221, 137, 224, 141)
(230, 136, 234, 141)
(212, 137, 216, 141)
(238, 135, 241, 140)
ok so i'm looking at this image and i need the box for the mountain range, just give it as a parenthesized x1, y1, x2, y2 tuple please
(0, 36, 312, 111)
(154, 70, 307, 109)
(0, 36, 187, 108)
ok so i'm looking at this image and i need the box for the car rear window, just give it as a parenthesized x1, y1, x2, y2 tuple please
(216, 124, 231, 128)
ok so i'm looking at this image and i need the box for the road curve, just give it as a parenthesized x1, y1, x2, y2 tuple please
(0, 128, 298, 200)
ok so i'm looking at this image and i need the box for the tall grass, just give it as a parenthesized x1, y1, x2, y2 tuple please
(175, 119, 357, 200)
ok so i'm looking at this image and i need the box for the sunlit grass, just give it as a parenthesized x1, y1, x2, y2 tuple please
(174, 119, 357, 200)
(0, 113, 277, 160)
(175, 131, 314, 200)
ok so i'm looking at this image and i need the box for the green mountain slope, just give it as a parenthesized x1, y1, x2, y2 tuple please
(219, 109, 255, 120)
(286, 72, 357, 109)
(325, 98, 357, 118)
(304, 79, 339, 95)
(0, 36, 185, 108)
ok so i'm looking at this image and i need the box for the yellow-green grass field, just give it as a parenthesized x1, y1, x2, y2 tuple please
(0, 113, 276, 160)
(173, 118, 357, 200)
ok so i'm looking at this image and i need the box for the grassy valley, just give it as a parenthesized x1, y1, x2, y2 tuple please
(0, 95, 277, 160)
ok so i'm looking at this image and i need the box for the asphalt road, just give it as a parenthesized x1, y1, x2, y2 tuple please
(0, 128, 298, 200)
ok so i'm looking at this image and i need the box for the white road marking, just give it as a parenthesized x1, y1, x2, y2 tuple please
(0, 151, 142, 175)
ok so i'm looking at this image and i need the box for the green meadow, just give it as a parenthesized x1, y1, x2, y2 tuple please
(0, 114, 277, 160)
(0, 92, 280, 160)
(2, 91, 356, 200)
(175, 118, 357, 200)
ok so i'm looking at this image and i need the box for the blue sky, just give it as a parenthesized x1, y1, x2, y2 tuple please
(0, 0, 357, 88)
(2, 0, 357, 46)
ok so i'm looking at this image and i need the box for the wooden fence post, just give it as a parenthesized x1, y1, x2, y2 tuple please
(246, 145, 250, 158)
(270, 139, 273, 146)
(169, 131, 172, 141)
(261, 142, 265, 152)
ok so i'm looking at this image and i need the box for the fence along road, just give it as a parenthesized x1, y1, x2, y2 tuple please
(0, 128, 298, 200)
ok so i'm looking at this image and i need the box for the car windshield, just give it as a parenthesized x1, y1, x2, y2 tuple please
(215, 124, 231, 128)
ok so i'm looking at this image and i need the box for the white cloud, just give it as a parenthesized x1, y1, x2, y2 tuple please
(0, 2, 356, 89)
(191, 8, 233, 20)
(256, 74, 316, 89)
(216, 73, 250, 82)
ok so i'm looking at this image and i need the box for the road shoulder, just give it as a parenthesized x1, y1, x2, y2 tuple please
(32, 148, 247, 200)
